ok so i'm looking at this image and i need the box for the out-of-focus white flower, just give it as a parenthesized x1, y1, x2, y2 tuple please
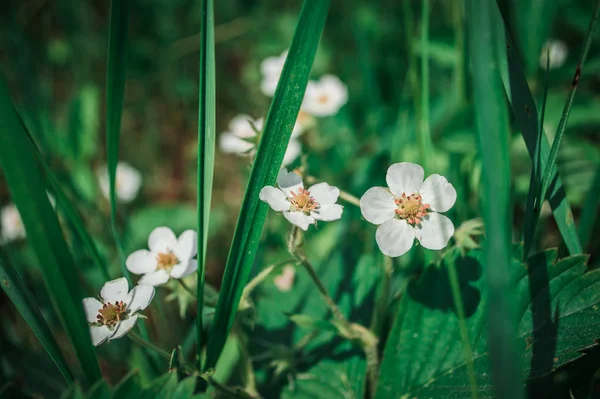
(98, 162, 142, 203)
(360, 162, 456, 257)
(1, 204, 26, 243)
(83, 278, 154, 346)
(260, 169, 344, 231)
(126, 227, 198, 286)
(260, 51, 288, 96)
(274, 266, 296, 292)
(218, 114, 304, 166)
(540, 40, 568, 70)
(302, 75, 348, 117)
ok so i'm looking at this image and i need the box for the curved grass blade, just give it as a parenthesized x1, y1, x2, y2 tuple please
(203, 0, 331, 370)
(196, 0, 215, 368)
(0, 248, 74, 385)
(0, 81, 102, 384)
(578, 164, 600, 250)
(465, 1, 523, 398)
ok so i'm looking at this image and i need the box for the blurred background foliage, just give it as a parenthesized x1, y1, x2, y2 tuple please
(1, 0, 600, 398)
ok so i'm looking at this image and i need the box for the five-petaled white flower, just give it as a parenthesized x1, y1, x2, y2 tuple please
(98, 162, 142, 203)
(126, 227, 198, 286)
(1, 204, 26, 243)
(219, 114, 307, 166)
(260, 169, 344, 231)
(274, 266, 296, 292)
(540, 39, 568, 70)
(83, 278, 154, 346)
(302, 75, 349, 117)
(260, 51, 288, 96)
(360, 162, 456, 257)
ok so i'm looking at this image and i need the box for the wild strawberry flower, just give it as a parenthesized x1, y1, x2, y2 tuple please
(360, 162, 456, 257)
(260, 51, 287, 96)
(126, 227, 198, 286)
(274, 266, 296, 292)
(540, 39, 568, 70)
(1, 204, 26, 243)
(83, 278, 154, 346)
(260, 169, 343, 231)
(98, 162, 142, 203)
(302, 75, 349, 117)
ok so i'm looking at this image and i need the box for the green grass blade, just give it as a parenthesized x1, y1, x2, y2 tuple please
(106, 0, 130, 281)
(418, 0, 433, 172)
(0, 82, 102, 384)
(196, 0, 215, 368)
(492, 4, 582, 256)
(203, 0, 331, 370)
(0, 249, 74, 385)
(578, 164, 600, 249)
(465, 2, 523, 398)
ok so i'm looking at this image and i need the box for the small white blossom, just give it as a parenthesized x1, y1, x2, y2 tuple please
(126, 227, 198, 286)
(83, 278, 154, 346)
(1, 204, 26, 243)
(360, 162, 456, 257)
(218, 114, 304, 166)
(260, 51, 288, 96)
(260, 169, 344, 231)
(302, 75, 349, 117)
(274, 266, 296, 292)
(98, 162, 142, 203)
(540, 40, 568, 70)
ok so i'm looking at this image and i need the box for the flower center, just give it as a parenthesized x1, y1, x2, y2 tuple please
(394, 193, 430, 225)
(156, 251, 178, 271)
(97, 301, 127, 328)
(289, 188, 319, 214)
(318, 94, 329, 104)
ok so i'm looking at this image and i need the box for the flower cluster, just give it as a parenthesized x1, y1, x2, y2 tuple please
(98, 161, 142, 203)
(540, 39, 568, 70)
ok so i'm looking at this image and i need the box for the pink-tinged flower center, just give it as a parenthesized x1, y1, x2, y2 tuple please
(97, 301, 127, 327)
(318, 94, 329, 104)
(289, 188, 318, 214)
(394, 193, 430, 225)
(156, 251, 178, 271)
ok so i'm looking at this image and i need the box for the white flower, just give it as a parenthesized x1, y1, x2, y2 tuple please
(83, 278, 154, 346)
(1, 204, 26, 242)
(218, 114, 304, 166)
(302, 75, 349, 117)
(126, 227, 198, 286)
(98, 162, 142, 203)
(260, 51, 288, 96)
(259, 169, 344, 231)
(540, 40, 568, 70)
(274, 266, 296, 292)
(360, 162, 456, 257)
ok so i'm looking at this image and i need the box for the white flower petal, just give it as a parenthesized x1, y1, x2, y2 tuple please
(277, 169, 303, 197)
(312, 204, 343, 222)
(148, 227, 178, 254)
(90, 325, 112, 346)
(386, 162, 424, 196)
(116, 162, 142, 203)
(260, 77, 279, 97)
(419, 174, 457, 213)
(360, 187, 397, 225)
(1, 204, 26, 242)
(282, 139, 301, 166)
(308, 182, 340, 205)
(375, 219, 415, 257)
(283, 211, 315, 231)
(170, 259, 198, 279)
(219, 133, 255, 154)
(100, 278, 129, 303)
(274, 267, 295, 292)
(228, 114, 259, 138)
(260, 51, 287, 78)
(139, 270, 171, 286)
(125, 250, 157, 275)
(82, 298, 102, 323)
(126, 285, 155, 313)
(301, 76, 348, 117)
(259, 186, 290, 212)
(110, 315, 138, 341)
(175, 230, 197, 261)
(415, 212, 455, 250)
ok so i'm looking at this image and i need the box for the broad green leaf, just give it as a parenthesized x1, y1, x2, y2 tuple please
(376, 247, 598, 398)
(0, 82, 102, 384)
(204, 0, 332, 370)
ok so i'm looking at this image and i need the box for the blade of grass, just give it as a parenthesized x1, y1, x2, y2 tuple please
(0, 81, 102, 384)
(578, 164, 600, 249)
(418, 0, 433, 173)
(492, 4, 582, 256)
(196, 0, 215, 369)
(466, 1, 523, 398)
(0, 248, 74, 385)
(203, 0, 331, 370)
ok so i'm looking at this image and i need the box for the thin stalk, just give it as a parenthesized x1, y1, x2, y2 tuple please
(452, 0, 466, 103)
(242, 259, 296, 297)
(419, 0, 433, 172)
(128, 331, 171, 360)
(178, 279, 197, 298)
(370, 256, 393, 335)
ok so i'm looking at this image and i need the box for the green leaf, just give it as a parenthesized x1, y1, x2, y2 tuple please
(0, 81, 102, 384)
(172, 377, 196, 399)
(204, 0, 331, 370)
(288, 314, 339, 334)
(196, 0, 216, 368)
(0, 249, 74, 385)
(87, 380, 110, 399)
(376, 247, 598, 398)
(466, 1, 522, 398)
(112, 371, 142, 399)
(578, 164, 600, 250)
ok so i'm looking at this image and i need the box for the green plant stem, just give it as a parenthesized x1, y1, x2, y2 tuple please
(128, 331, 171, 360)
(242, 259, 296, 297)
(419, 0, 433, 172)
(370, 256, 393, 335)
(178, 279, 197, 298)
(452, 0, 465, 103)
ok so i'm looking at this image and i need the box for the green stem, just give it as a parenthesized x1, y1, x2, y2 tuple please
(419, 0, 433, 172)
(370, 256, 393, 335)
(128, 331, 171, 360)
(242, 259, 296, 297)
(178, 278, 197, 298)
